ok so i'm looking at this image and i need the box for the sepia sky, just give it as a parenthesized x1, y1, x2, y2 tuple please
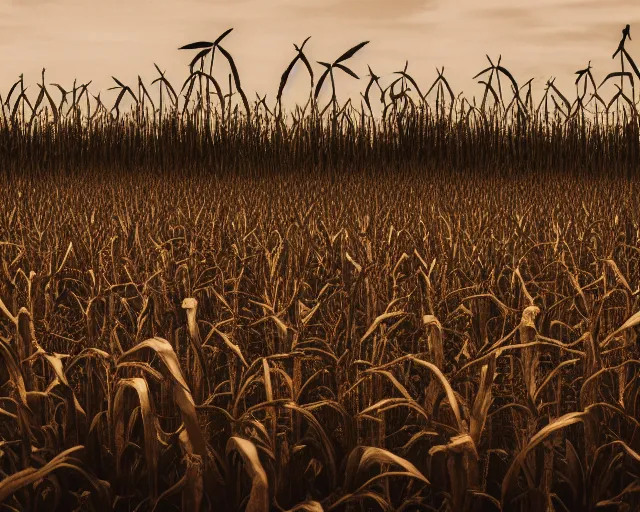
(2, 0, 639, 108)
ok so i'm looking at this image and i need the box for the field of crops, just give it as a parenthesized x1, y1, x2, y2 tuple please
(1, 24, 640, 512)
(1, 170, 639, 511)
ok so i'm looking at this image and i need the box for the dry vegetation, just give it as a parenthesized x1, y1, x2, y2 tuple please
(1, 26, 640, 177)
(1, 25, 640, 512)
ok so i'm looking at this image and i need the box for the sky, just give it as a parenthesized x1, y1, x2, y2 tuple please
(1, 0, 639, 110)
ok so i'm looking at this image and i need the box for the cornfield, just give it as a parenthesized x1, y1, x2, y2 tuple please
(1, 24, 640, 512)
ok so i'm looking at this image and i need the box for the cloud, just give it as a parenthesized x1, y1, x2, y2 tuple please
(293, 0, 435, 22)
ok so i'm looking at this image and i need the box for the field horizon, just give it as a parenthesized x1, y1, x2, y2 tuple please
(2, 24, 640, 177)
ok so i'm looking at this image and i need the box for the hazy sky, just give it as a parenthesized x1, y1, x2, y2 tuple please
(2, 0, 639, 108)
